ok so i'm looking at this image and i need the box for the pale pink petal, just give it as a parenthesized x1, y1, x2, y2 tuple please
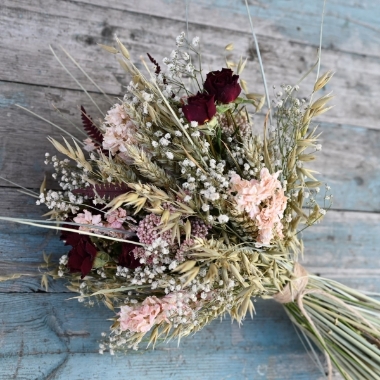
(230, 169, 288, 245)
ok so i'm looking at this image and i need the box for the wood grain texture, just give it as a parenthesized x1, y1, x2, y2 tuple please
(0, 294, 324, 380)
(1, 0, 380, 129)
(0, 0, 379, 379)
(78, 0, 380, 58)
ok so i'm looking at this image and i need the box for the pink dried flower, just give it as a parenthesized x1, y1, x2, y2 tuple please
(230, 169, 283, 217)
(256, 189, 287, 245)
(105, 104, 127, 126)
(105, 208, 127, 229)
(83, 138, 97, 152)
(103, 103, 137, 155)
(176, 239, 194, 263)
(118, 297, 161, 333)
(102, 122, 137, 155)
(118, 295, 177, 333)
(230, 168, 287, 245)
(229, 173, 260, 218)
(136, 214, 172, 245)
(73, 209, 103, 231)
(190, 218, 209, 239)
(258, 168, 282, 199)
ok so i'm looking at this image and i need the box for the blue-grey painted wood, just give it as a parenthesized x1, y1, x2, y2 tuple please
(0, 294, 323, 380)
(85, 0, 380, 58)
(1, 1, 380, 129)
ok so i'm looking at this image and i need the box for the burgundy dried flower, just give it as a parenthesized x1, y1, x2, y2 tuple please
(118, 238, 141, 269)
(204, 68, 241, 104)
(61, 227, 98, 278)
(182, 92, 216, 125)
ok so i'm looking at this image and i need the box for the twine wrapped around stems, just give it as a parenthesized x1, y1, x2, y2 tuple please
(273, 263, 380, 379)
(273, 263, 333, 380)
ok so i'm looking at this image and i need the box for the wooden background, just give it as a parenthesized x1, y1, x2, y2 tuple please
(1, 0, 380, 378)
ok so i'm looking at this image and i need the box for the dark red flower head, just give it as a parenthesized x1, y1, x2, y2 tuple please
(204, 68, 241, 104)
(61, 227, 98, 278)
(118, 238, 141, 269)
(182, 92, 217, 125)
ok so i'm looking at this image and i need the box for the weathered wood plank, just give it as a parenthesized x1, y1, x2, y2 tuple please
(76, 0, 380, 58)
(0, 293, 324, 380)
(1, 81, 380, 213)
(1, 0, 380, 129)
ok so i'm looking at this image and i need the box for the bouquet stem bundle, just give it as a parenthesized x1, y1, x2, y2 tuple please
(277, 265, 380, 380)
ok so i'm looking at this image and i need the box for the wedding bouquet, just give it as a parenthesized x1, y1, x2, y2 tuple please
(2, 26, 380, 380)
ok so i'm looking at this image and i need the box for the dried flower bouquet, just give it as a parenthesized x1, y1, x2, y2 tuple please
(1, 19, 380, 380)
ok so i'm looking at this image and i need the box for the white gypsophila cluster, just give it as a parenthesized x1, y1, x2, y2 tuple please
(40, 153, 90, 217)
(44, 154, 90, 192)
(57, 254, 68, 277)
(129, 264, 167, 286)
(301, 183, 333, 215)
(100, 259, 246, 354)
(116, 266, 129, 278)
(147, 128, 179, 161)
(162, 32, 197, 79)
(96, 268, 107, 279)
(229, 143, 264, 178)
(270, 84, 308, 170)
(74, 281, 95, 307)
(269, 83, 333, 215)
(106, 282, 240, 352)
(165, 293, 198, 328)
(179, 157, 232, 223)
(101, 292, 199, 353)
(117, 238, 177, 287)
(37, 190, 82, 217)
(123, 80, 160, 118)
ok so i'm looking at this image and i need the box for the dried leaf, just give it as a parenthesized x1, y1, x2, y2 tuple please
(240, 79, 248, 93)
(40, 175, 47, 195)
(314, 70, 334, 92)
(172, 260, 197, 274)
(237, 57, 248, 75)
(98, 44, 119, 54)
(184, 219, 191, 240)
(115, 36, 130, 59)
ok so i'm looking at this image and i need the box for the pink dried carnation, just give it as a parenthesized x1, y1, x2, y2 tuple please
(105, 104, 127, 126)
(230, 168, 287, 245)
(103, 122, 137, 155)
(256, 189, 287, 245)
(230, 168, 282, 217)
(118, 295, 177, 333)
(103, 103, 137, 155)
(73, 209, 103, 231)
